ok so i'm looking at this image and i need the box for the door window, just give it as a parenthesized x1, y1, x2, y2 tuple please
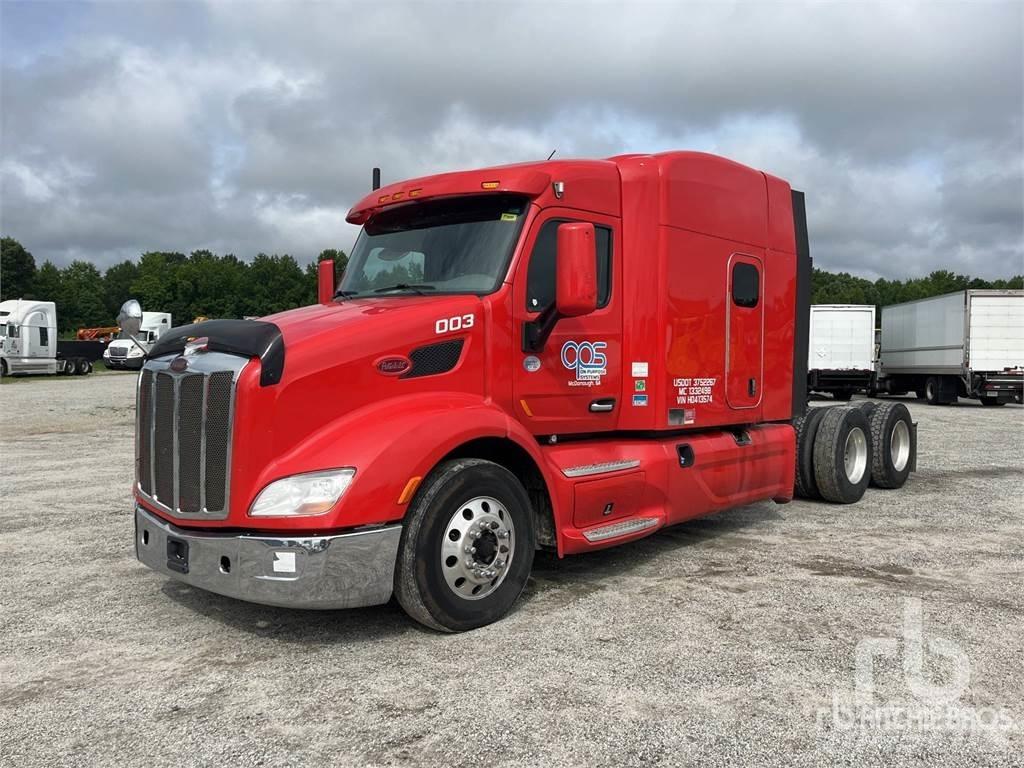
(526, 220, 612, 311)
(732, 262, 759, 307)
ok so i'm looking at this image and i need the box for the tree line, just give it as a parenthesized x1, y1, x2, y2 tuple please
(1, 236, 1021, 334)
(810, 267, 1022, 308)
(1, 237, 348, 333)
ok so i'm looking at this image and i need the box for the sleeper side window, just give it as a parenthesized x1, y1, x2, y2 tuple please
(732, 262, 759, 308)
(39, 326, 48, 346)
(526, 220, 612, 311)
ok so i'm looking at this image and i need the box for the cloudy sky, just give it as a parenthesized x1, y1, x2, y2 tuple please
(1, 0, 1021, 279)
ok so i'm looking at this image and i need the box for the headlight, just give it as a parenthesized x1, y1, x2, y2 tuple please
(249, 468, 356, 517)
(128, 345, 144, 357)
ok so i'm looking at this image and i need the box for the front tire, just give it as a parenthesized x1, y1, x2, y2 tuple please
(395, 458, 536, 632)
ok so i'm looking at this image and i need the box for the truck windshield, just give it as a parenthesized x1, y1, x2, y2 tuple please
(338, 194, 528, 298)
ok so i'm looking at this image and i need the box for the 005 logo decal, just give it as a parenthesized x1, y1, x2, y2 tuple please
(561, 340, 607, 385)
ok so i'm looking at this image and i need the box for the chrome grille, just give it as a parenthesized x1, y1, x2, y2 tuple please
(135, 352, 248, 519)
(109, 346, 128, 358)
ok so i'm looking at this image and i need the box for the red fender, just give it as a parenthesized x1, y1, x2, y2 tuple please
(251, 392, 562, 531)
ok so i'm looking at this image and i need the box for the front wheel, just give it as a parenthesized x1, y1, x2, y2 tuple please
(395, 458, 536, 632)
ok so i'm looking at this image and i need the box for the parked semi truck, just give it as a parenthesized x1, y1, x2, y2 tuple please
(875, 290, 1023, 406)
(0, 299, 104, 376)
(807, 304, 876, 401)
(133, 152, 917, 631)
(103, 311, 172, 370)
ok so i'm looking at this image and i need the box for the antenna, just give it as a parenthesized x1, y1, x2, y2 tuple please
(547, 149, 557, 161)
(372, 167, 381, 191)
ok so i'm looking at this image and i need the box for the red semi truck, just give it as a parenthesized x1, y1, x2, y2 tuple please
(134, 152, 916, 631)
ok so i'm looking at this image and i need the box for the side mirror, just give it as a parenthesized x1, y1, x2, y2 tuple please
(318, 259, 335, 305)
(118, 299, 143, 338)
(555, 223, 597, 317)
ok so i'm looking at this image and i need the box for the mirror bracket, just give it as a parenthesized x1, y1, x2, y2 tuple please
(522, 303, 561, 353)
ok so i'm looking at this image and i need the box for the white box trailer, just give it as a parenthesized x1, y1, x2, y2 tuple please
(807, 304, 876, 400)
(877, 289, 1023, 406)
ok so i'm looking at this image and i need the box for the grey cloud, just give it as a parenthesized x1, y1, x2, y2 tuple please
(0, 0, 1021, 280)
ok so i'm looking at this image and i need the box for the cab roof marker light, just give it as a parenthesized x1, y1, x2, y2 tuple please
(392, 192, 404, 201)
(481, 181, 500, 189)
(408, 188, 422, 197)
(377, 194, 389, 204)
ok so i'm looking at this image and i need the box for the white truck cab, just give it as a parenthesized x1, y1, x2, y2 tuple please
(0, 299, 60, 375)
(104, 312, 172, 370)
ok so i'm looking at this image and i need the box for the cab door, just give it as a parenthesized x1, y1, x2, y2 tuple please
(512, 209, 623, 435)
(725, 253, 764, 410)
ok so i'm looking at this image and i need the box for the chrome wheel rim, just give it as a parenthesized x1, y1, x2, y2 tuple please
(890, 420, 910, 472)
(440, 496, 515, 600)
(844, 426, 868, 484)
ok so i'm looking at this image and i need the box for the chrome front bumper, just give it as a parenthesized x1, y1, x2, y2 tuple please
(134, 506, 402, 610)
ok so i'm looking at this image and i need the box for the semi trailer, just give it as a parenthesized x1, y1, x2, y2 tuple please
(0, 299, 104, 376)
(807, 304, 876, 400)
(132, 151, 917, 631)
(875, 290, 1023, 406)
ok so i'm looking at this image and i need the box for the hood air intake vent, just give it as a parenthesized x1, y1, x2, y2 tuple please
(401, 339, 464, 379)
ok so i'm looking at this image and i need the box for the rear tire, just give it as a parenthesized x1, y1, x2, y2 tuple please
(924, 376, 942, 405)
(0, 359, 7, 377)
(394, 458, 535, 632)
(793, 407, 828, 499)
(76, 358, 90, 375)
(813, 406, 872, 504)
(867, 402, 913, 488)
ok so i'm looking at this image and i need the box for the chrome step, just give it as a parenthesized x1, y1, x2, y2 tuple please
(562, 459, 640, 478)
(582, 516, 659, 542)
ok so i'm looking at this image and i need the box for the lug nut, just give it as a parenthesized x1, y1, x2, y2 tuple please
(497, 530, 509, 539)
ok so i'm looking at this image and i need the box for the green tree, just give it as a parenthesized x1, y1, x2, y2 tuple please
(103, 260, 140, 318)
(1, 237, 37, 301)
(32, 261, 63, 304)
(58, 261, 107, 332)
(245, 253, 307, 316)
(130, 252, 187, 318)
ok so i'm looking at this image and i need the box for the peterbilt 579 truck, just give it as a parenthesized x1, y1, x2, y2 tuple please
(133, 152, 916, 631)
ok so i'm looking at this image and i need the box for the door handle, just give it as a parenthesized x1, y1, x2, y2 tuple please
(589, 398, 616, 413)
(748, 378, 757, 396)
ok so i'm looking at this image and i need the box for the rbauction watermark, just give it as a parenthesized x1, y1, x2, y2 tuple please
(818, 598, 1015, 737)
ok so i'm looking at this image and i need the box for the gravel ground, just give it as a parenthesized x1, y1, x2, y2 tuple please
(1, 372, 1022, 767)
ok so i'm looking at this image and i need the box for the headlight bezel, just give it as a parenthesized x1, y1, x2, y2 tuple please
(248, 468, 356, 518)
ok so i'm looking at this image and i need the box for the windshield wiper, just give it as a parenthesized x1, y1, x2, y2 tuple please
(334, 289, 360, 298)
(371, 283, 437, 295)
